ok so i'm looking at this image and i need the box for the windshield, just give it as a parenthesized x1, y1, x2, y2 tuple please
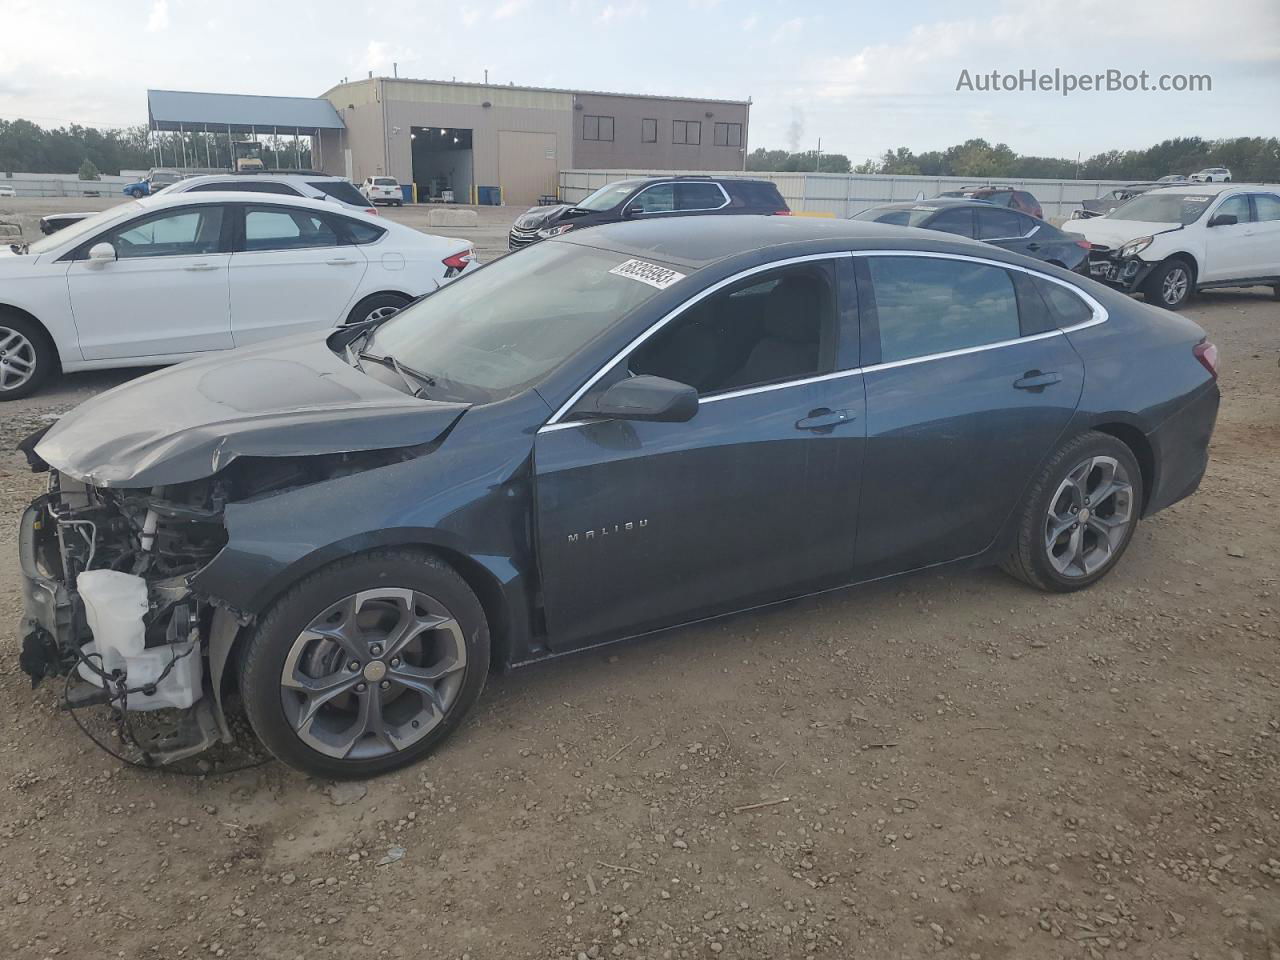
(574, 181, 642, 212)
(25, 203, 139, 255)
(365, 241, 676, 402)
(852, 206, 936, 227)
(1106, 192, 1214, 224)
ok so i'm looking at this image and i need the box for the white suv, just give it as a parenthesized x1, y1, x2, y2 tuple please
(1191, 167, 1232, 183)
(1064, 183, 1280, 309)
(362, 177, 404, 206)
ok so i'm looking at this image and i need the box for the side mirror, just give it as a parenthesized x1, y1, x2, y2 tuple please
(1208, 213, 1238, 227)
(591, 375, 698, 423)
(623, 204, 645, 219)
(87, 242, 117, 262)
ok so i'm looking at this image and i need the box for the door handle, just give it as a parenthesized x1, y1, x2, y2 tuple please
(326, 257, 357, 265)
(1013, 370, 1062, 391)
(795, 408, 855, 431)
(183, 262, 218, 271)
(1026, 242, 1041, 251)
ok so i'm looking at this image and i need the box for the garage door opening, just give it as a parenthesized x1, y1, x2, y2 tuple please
(411, 126, 473, 203)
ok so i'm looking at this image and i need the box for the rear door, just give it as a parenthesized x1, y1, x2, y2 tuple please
(227, 203, 369, 346)
(65, 203, 233, 360)
(853, 253, 1085, 579)
(533, 256, 864, 651)
(975, 208, 1040, 257)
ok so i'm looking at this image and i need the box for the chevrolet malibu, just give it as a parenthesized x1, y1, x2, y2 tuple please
(0, 192, 474, 399)
(17, 217, 1219, 778)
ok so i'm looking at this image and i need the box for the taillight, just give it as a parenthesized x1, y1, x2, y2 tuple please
(1075, 239, 1092, 251)
(1193, 340, 1218, 378)
(442, 248, 474, 276)
(365, 207, 379, 216)
(773, 209, 792, 215)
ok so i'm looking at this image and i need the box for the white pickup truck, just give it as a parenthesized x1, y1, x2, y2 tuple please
(1064, 183, 1280, 309)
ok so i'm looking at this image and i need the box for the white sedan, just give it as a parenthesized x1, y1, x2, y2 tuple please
(0, 192, 474, 399)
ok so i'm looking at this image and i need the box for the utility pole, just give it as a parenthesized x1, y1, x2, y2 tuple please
(815, 138, 822, 172)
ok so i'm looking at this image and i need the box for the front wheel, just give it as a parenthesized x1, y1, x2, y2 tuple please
(1143, 259, 1193, 310)
(0, 314, 56, 401)
(1002, 432, 1143, 592)
(238, 549, 491, 778)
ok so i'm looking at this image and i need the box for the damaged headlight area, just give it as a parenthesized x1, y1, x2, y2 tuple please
(17, 438, 417, 767)
(1085, 242, 1157, 291)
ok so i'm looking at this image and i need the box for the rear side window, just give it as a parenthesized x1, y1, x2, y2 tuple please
(1251, 193, 1280, 221)
(868, 256, 1020, 363)
(309, 180, 367, 206)
(976, 207, 1026, 239)
(243, 206, 340, 251)
(675, 182, 726, 210)
(1032, 277, 1095, 328)
(341, 218, 387, 245)
(983, 190, 1013, 207)
(729, 181, 787, 210)
(189, 180, 299, 195)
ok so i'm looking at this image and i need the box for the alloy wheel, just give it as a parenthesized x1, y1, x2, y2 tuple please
(364, 305, 401, 324)
(1044, 455, 1135, 578)
(1161, 266, 1189, 306)
(279, 588, 467, 760)
(0, 325, 38, 393)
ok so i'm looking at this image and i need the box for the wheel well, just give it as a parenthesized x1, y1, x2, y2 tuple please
(1091, 422, 1155, 512)
(0, 304, 62, 372)
(344, 291, 413, 324)
(422, 544, 514, 671)
(1157, 252, 1199, 285)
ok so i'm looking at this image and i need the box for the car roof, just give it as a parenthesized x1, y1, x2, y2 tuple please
(134, 190, 378, 217)
(176, 172, 342, 186)
(557, 214, 1023, 270)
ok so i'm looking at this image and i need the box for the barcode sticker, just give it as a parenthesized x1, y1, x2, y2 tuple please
(609, 258, 686, 290)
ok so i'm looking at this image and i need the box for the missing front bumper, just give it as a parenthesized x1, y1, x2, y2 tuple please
(1087, 255, 1156, 293)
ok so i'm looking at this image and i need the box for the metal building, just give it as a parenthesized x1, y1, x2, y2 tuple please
(316, 78, 751, 205)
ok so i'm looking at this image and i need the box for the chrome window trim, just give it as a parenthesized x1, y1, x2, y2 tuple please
(538, 248, 1108, 434)
(625, 181, 730, 216)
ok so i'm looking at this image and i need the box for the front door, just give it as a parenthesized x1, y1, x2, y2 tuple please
(534, 259, 865, 651)
(228, 204, 369, 346)
(66, 203, 233, 360)
(1200, 194, 1255, 282)
(853, 254, 1085, 579)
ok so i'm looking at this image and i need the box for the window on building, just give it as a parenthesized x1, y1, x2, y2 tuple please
(641, 118, 658, 143)
(713, 122, 742, 147)
(583, 115, 615, 142)
(673, 120, 701, 145)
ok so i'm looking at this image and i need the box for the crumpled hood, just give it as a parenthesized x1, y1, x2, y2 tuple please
(1061, 218, 1180, 248)
(36, 334, 469, 488)
(514, 203, 572, 230)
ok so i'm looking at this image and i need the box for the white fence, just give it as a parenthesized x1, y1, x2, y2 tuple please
(1, 172, 135, 198)
(559, 169, 1134, 220)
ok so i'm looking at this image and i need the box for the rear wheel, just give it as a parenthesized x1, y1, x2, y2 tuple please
(0, 314, 56, 401)
(344, 292, 410, 326)
(1002, 431, 1143, 592)
(1143, 258, 1193, 310)
(238, 549, 490, 778)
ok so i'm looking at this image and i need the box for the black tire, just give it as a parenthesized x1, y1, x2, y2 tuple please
(1142, 258, 1194, 310)
(1001, 431, 1144, 593)
(0, 312, 57, 401)
(344, 291, 410, 326)
(1271, 285, 1279, 301)
(239, 548, 490, 778)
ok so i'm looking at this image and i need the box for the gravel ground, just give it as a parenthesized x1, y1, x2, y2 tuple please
(0, 222, 1277, 959)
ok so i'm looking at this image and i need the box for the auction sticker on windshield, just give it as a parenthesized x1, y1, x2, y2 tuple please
(609, 259, 686, 290)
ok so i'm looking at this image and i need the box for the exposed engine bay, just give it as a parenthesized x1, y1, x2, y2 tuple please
(18, 435, 422, 767)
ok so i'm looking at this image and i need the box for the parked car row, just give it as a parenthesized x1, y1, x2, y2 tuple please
(17, 213, 1220, 775)
(0, 192, 473, 399)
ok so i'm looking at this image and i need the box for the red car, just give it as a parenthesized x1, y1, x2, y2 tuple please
(939, 185, 1043, 219)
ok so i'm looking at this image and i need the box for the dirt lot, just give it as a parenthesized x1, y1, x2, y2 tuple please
(0, 211, 1277, 959)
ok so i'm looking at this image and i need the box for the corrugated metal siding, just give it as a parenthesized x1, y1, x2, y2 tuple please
(384, 80, 572, 111)
(559, 169, 1139, 220)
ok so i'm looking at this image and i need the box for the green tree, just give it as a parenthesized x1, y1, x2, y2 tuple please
(78, 158, 100, 180)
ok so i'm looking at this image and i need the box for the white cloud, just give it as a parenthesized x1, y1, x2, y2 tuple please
(146, 0, 169, 33)
(493, 0, 529, 20)
(594, 1, 647, 25)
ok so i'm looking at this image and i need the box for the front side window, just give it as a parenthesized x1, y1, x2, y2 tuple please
(630, 184, 675, 213)
(243, 207, 339, 251)
(675, 182, 726, 211)
(628, 262, 836, 396)
(583, 115, 615, 142)
(976, 207, 1027, 239)
(366, 241, 670, 402)
(1213, 194, 1251, 223)
(99, 206, 225, 259)
(1252, 193, 1280, 221)
(868, 256, 1020, 363)
(673, 120, 701, 145)
(641, 118, 658, 143)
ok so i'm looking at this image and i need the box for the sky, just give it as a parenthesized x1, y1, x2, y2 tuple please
(1, 0, 1277, 163)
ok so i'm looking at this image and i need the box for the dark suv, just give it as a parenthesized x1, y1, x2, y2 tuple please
(938, 185, 1042, 219)
(509, 176, 789, 250)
